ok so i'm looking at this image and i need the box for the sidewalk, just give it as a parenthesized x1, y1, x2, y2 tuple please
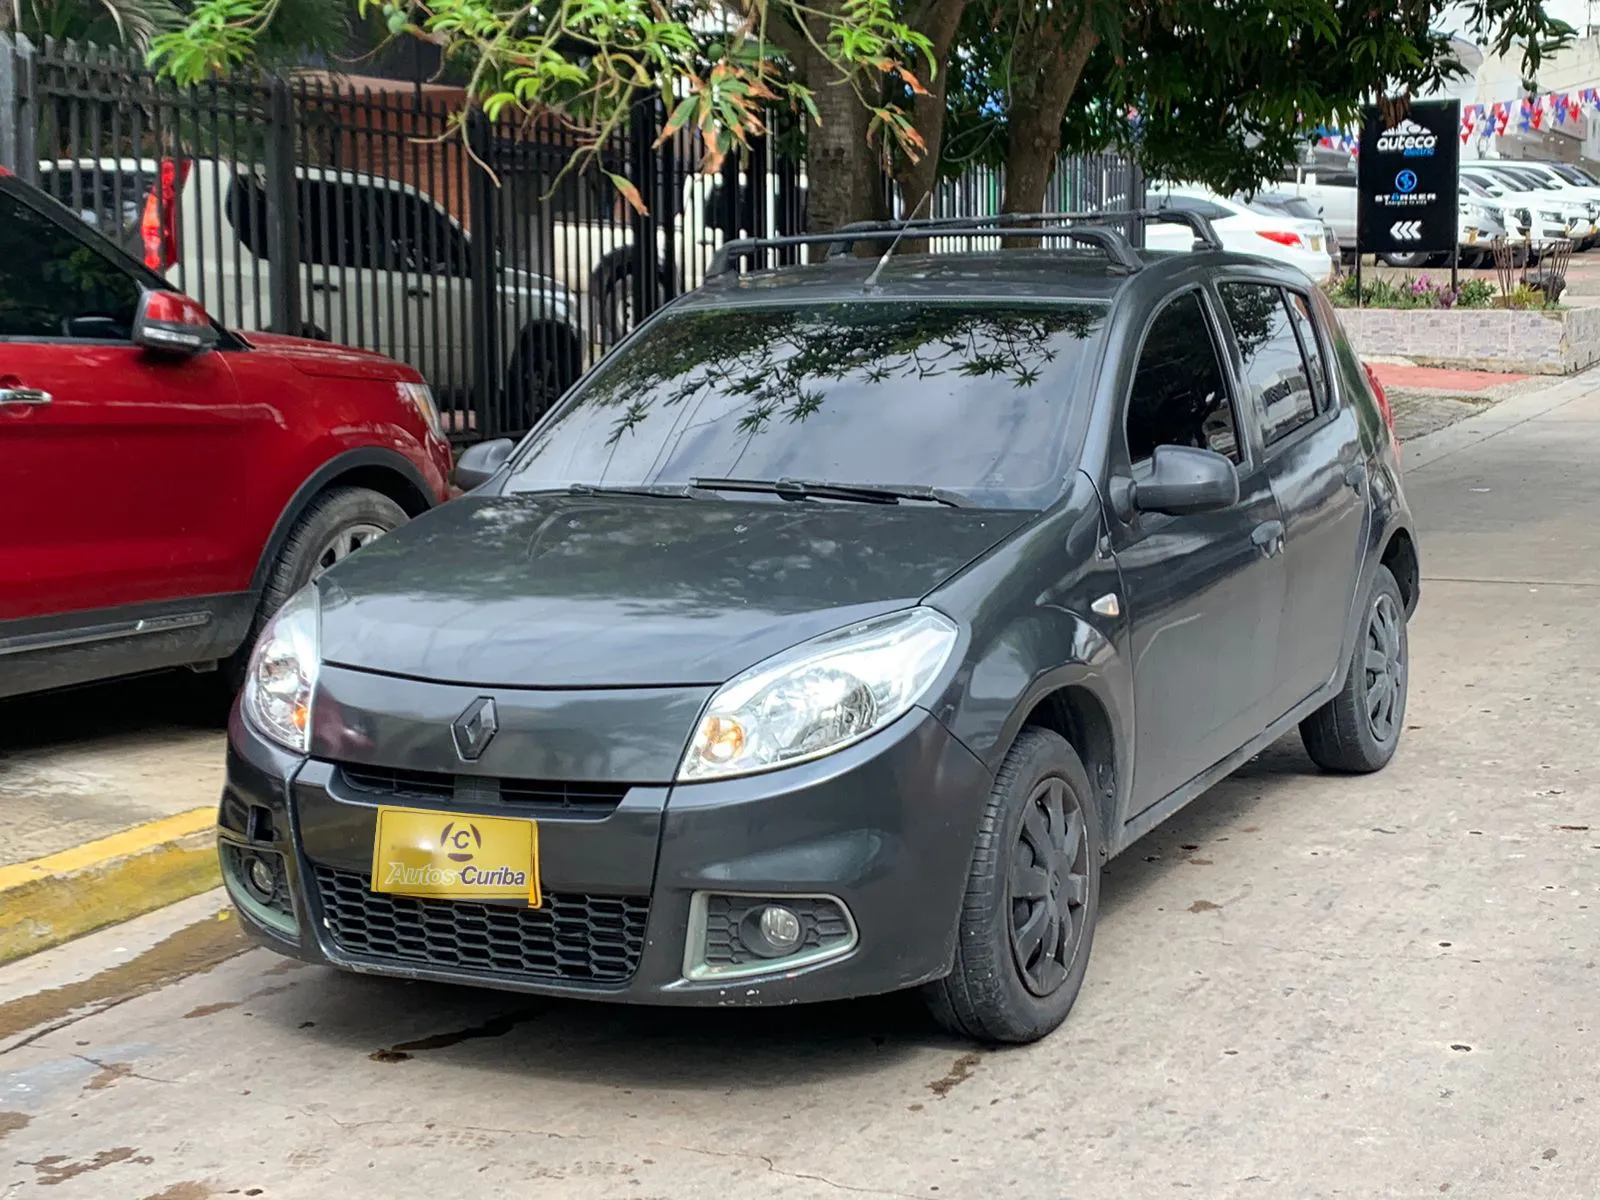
(0, 676, 225, 963)
(1368, 361, 1540, 442)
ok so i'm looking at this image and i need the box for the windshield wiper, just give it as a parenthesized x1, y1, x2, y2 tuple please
(690, 476, 969, 508)
(564, 482, 709, 500)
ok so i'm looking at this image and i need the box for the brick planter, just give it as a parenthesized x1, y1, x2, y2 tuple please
(1334, 306, 1600, 375)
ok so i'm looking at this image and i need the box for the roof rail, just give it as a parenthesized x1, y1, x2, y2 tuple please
(704, 207, 1225, 279)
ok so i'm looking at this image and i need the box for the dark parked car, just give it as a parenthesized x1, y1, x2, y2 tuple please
(220, 214, 1419, 1044)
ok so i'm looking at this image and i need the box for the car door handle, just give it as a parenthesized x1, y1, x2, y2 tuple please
(309, 281, 342, 294)
(1251, 520, 1285, 557)
(406, 286, 432, 299)
(0, 387, 51, 407)
(1343, 461, 1367, 490)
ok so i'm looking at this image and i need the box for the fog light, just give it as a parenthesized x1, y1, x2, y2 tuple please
(758, 905, 802, 952)
(247, 855, 276, 899)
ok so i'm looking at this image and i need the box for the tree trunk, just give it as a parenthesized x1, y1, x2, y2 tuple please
(894, 0, 969, 250)
(804, 61, 886, 240)
(1002, 17, 1100, 215)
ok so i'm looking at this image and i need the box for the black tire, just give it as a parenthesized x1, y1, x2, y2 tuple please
(596, 262, 669, 346)
(222, 487, 408, 692)
(1300, 564, 1409, 773)
(922, 728, 1102, 1044)
(506, 325, 580, 432)
(1380, 251, 1430, 268)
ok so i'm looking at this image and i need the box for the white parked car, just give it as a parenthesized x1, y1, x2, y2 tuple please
(1147, 187, 1331, 282)
(40, 157, 584, 426)
(1461, 163, 1593, 248)
(1472, 160, 1600, 248)
(530, 162, 804, 345)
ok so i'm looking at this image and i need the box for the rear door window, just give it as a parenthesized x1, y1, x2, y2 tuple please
(38, 167, 153, 257)
(1283, 291, 1330, 412)
(1218, 283, 1319, 446)
(0, 190, 142, 340)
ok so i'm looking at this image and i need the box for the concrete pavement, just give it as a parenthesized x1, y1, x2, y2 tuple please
(0, 679, 226, 961)
(2, 378, 1598, 1199)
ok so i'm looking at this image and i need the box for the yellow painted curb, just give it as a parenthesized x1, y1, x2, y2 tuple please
(0, 808, 220, 965)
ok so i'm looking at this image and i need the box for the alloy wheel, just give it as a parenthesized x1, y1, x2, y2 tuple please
(1364, 592, 1406, 743)
(1009, 776, 1091, 997)
(312, 523, 387, 580)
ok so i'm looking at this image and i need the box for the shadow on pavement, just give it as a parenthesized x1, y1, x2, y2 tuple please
(227, 734, 1329, 1081)
(0, 670, 228, 753)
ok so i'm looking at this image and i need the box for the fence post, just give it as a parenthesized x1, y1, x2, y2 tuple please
(0, 36, 16, 173)
(466, 108, 501, 439)
(0, 35, 37, 180)
(264, 79, 301, 334)
(629, 100, 661, 321)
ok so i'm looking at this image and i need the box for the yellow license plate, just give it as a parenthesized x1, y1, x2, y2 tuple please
(371, 806, 541, 907)
(1467, 229, 1479, 243)
(1311, 236, 1322, 252)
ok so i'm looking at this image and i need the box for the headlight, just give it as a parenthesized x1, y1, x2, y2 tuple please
(397, 380, 442, 438)
(242, 586, 321, 754)
(1540, 209, 1564, 222)
(677, 608, 959, 782)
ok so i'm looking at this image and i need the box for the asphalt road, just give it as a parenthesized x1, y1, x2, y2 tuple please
(2, 378, 1597, 1200)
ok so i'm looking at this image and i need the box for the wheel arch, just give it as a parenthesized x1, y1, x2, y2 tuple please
(1015, 683, 1122, 861)
(1380, 525, 1420, 615)
(247, 448, 437, 596)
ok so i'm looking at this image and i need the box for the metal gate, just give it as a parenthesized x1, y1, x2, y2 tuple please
(3, 35, 1143, 442)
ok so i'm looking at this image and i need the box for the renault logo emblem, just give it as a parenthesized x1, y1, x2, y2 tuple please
(451, 697, 498, 761)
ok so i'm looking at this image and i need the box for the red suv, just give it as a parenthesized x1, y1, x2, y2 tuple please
(0, 168, 455, 699)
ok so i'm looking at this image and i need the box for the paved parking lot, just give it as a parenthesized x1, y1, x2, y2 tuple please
(1, 379, 1597, 1200)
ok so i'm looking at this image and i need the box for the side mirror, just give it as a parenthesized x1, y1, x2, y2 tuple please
(1132, 445, 1240, 516)
(133, 290, 218, 355)
(455, 438, 515, 491)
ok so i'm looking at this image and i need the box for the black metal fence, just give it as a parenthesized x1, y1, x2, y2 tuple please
(1, 35, 1143, 442)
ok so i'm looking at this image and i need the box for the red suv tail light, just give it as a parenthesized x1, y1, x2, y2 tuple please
(140, 158, 191, 271)
(1363, 361, 1401, 459)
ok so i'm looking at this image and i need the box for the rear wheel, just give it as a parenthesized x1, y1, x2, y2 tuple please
(1380, 251, 1431, 268)
(922, 728, 1102, 1044)
(1300, 564, 1409, 773)
(506, 324, 580, 432)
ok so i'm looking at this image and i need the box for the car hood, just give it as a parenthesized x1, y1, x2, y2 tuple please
(238, 331, 414, 381)
(316, 494, 1031, 688)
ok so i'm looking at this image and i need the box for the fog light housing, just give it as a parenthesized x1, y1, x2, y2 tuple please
(247, 856, 277, 899)
(219, 841, 298, 938)
(684, 892, 858, 981)
(751, 905, 803, 956)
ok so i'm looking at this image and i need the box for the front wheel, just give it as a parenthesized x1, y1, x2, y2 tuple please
(922, 728, 1102, 1044)
(219, 487, 408, 695)
(1300, 564, 1409, 773)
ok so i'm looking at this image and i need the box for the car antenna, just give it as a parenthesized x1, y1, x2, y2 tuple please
(863, 190, 933, 290)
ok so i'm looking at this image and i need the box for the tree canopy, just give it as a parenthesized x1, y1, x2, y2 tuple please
(146, 0, 1576, 230)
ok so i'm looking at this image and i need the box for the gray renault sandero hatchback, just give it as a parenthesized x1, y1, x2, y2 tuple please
(219, 212, 1418, 1044)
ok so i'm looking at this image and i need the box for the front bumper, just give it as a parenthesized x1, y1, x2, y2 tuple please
(219, 689, 993, 1006)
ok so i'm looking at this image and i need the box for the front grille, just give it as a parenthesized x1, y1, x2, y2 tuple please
(341, 764, 455, 801)
(312, 866, 648, 983)
(338, 765, 628, 817)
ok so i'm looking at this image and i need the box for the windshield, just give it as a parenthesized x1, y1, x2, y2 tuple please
(1554, 163, 1600, 186)
(504, 301, 1108, 509)
(1465, 174, 1507, 197)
